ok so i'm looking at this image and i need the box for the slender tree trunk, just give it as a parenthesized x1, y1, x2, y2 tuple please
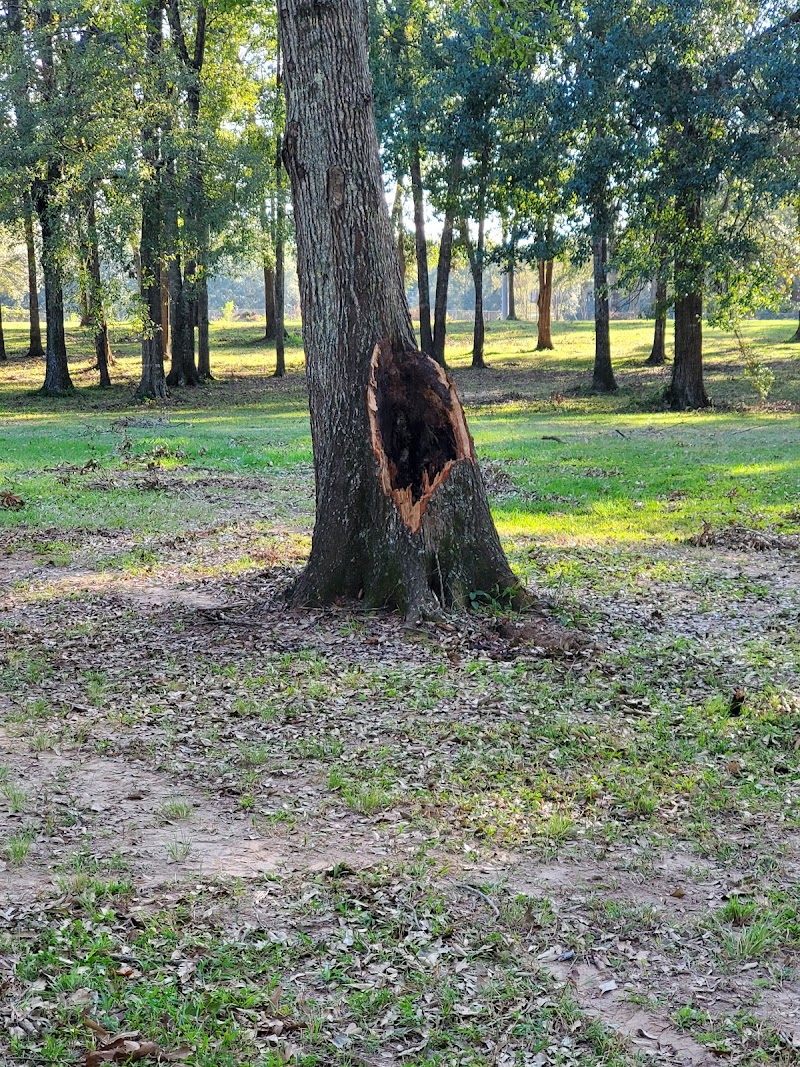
(536, 218, 554, 350)
(136, 4, 168, 401)
(536, 259, 554, 350)
(86, 194, 112, 387)
(23, 203, 44, 359)
(788, 277, 800, 342)
(279, 0, 519, 619)
(391, 180, 406, 285)
(0, 302, 6, 361)
(592, 225, 616, 392)
(264, 262, 277, 339)
(274, 106, 286, 378)
(197, 274, 210, 378)
(78, 271, 91, 327)
(507, 261, 517, 321)
(669, 198, 708, 409)
(461, 217, 486, 369)
(646, 272, 668, 366)
(34, 175, 72, 395)
(160, 262, 170, 357)
(432, 149, 464, 368)
(409, 140, 433, 357)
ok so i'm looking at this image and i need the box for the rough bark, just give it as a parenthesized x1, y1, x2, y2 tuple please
(135, 3, 168, 401)
(670, 290, 707, 408)
(432, 149, 464, 367)
(668, 198, 709, 409)
(409, 141, 433, 357)
(23, 203, 44, 359)
(591, 227, 616, 393)
(279, 0, 519, 618)
(646, 273, 668, 366)
(264, 263, 277, 339)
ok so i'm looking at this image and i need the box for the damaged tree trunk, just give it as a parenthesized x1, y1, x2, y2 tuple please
(280, 0, 519, 618)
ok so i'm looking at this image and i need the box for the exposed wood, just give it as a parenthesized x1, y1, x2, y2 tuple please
(279, 0, 520, 618)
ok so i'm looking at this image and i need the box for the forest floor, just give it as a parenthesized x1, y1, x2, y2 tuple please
(1, 318, 799, 1067)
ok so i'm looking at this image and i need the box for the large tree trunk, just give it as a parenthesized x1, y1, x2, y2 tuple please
(646, 272, 668, 366)
(136, 4, 168, 401)
(670, 290, 707, 408)
(279, 0, 518, 619)
(34, 175, 72, 395)
(669, 198, 708, 409)
(409, 140, 434, 357)
(23, 203, 45, 359)
(592, 226, 616, 392)
(432, 149, 464, 367)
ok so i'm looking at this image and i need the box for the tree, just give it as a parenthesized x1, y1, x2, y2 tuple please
(279, 0, 519, 619)
(22, 199, 44, 359)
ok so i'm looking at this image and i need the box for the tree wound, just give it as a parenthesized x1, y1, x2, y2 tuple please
(368, 340, 474, 534)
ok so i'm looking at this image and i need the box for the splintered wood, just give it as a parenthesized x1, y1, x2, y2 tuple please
(367, 339, 474, 534)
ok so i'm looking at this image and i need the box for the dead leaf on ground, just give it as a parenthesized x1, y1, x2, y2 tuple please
(0, 491, 24, 511)
(84, 1031, 192, 1065)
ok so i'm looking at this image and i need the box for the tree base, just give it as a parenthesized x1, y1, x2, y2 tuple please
(644, 352, 666, 366)
(592, 375, 618, 393)
(291, 341, 523, 620)
(666, 384, 709, 410)
(26, 345, 45, 360)
(536, 342, 554, 351)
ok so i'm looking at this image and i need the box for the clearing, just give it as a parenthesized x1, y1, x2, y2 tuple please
(1, 318, 799, 1066)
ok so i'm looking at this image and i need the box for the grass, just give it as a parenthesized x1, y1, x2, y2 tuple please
(0, 315, 798, 1066)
